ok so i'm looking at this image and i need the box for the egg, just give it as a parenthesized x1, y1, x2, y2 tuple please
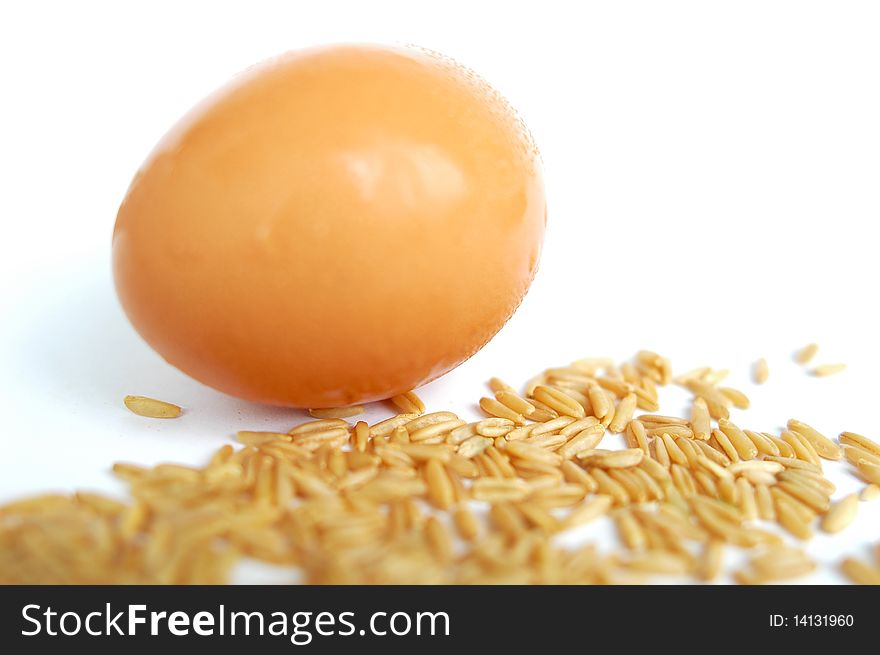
(112, 44, 546, 408)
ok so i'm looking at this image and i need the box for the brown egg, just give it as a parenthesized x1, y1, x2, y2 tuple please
(113, 44, 545, 408)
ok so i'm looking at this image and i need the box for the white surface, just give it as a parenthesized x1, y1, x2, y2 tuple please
(1, 0, 879, 584)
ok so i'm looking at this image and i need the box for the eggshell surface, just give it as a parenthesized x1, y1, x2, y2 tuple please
(113, 45, 545, 407)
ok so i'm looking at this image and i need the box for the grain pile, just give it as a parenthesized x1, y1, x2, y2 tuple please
(2, 350, 878, 584)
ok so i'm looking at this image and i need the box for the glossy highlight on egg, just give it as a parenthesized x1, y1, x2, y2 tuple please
(112, 44, 546, 407)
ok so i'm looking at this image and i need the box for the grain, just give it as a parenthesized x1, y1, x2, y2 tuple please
(488, 377, 515, 394)
(839, 431, 880, 457)
(625, 551, 691, 575)
(693, 439, 730, 467)
(615, 511, 647, 550)
(453, 505, 479, 541)
(786, 419, 842, 460)
(743, 430, 779, 457)
(368, 414, 418, 438)
(646, 425, 694, 439)
(590, 469, 630, 505)
(309, 406, 364, 419)
(123, 395, 182, 419)
(780, 430, 821, 466)
(652, 436, 671, 468)
(529, 483, 586, 507)
(523, 431, 567, 449)
(353, 421, 370, 452)
(410, 419, 465, 442)
(475, 418, 514, 438)
(843, 446, 880, 467)
(670, 464, 696, 497)
(556, 424, 605, 459)
(608, 393, 637, 433)
(516, 502, 560, 534)
(719, 387, 749, 409)
(391, 391, 426, 415)
(753, 358, 769, 384)
(822, 494, 858, 534)
(494, 391, 537, 417)
(840, 557, 880, 585)
(533, 385, 586, 419)
(690, 398, 711, 440)
(479, 397, 526, 425)
(755, 484, 775, 521)
(811, 363, 846, 377)
(7, 346, 875, 585)
(736, 478, 758, 520)
(767, 436, 796, 459)
(608, 469, 648, 503)
(727, 460, 784, 476)
(777, 468, 836, 495)
(776, 480, 831, 513)
(559, 461, 598, 491)
(457, 436, 492, 459)
(674, 366, 711, 384)
(627, 419, 650, 454)
(559, 416, 600, 438)
(696, 456, 732, 481)
(748, 546, 816, 581)
(530, 415, 576, 436)
(292, 427, 350, 450)
(637, 414, 689, 426)
(632, 468, 665, 501)
(471, 478, 530, 502)
(703, 368, 729, 385)
(795, 343, 819, 364)
(711, 429, 739, 463)
(587, 384, 611, 420)
(506, 441, 562, 466)
(774, 496, 814, 540)
(490, 503, 527, 538)
(693, 470, 719, 498)
(857, 461, 880, 485)
(235, 431, 291, 445)
(660, 434, 688, 466)
(583, 448, 644, 469)
(763, 455, 821, 473)
(674, 437, 701, 467)
(638, 456, 672, 482)
(698, 541, 724, 581)
(405, 412, 460, 432)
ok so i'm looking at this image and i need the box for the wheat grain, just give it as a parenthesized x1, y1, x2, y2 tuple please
(556, 424, 605, 459)
(840, 557, 880, 585)
(795, 343, 819, 364)
(533, 385, 586, 419)
(857, 461, 880, 485)
(839, 431, 880, 457)
(471, 478, 530, 502)
(309, 406, 364, 419)
(475, 418, 515, 438)
(236, 431, 292, 445)
(719, 387, 749, 409)
(753, 358, 769, 384)
(821, 494, 858, 533)
(812, 363, 846, 377)
(123, 395, 182, 419)
(786, 419, 842, 460)
(608, 393, 637, 433)
(843, 445, 880, 467)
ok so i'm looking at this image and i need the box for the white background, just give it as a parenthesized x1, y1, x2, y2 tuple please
(1, 0, 878, 584)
